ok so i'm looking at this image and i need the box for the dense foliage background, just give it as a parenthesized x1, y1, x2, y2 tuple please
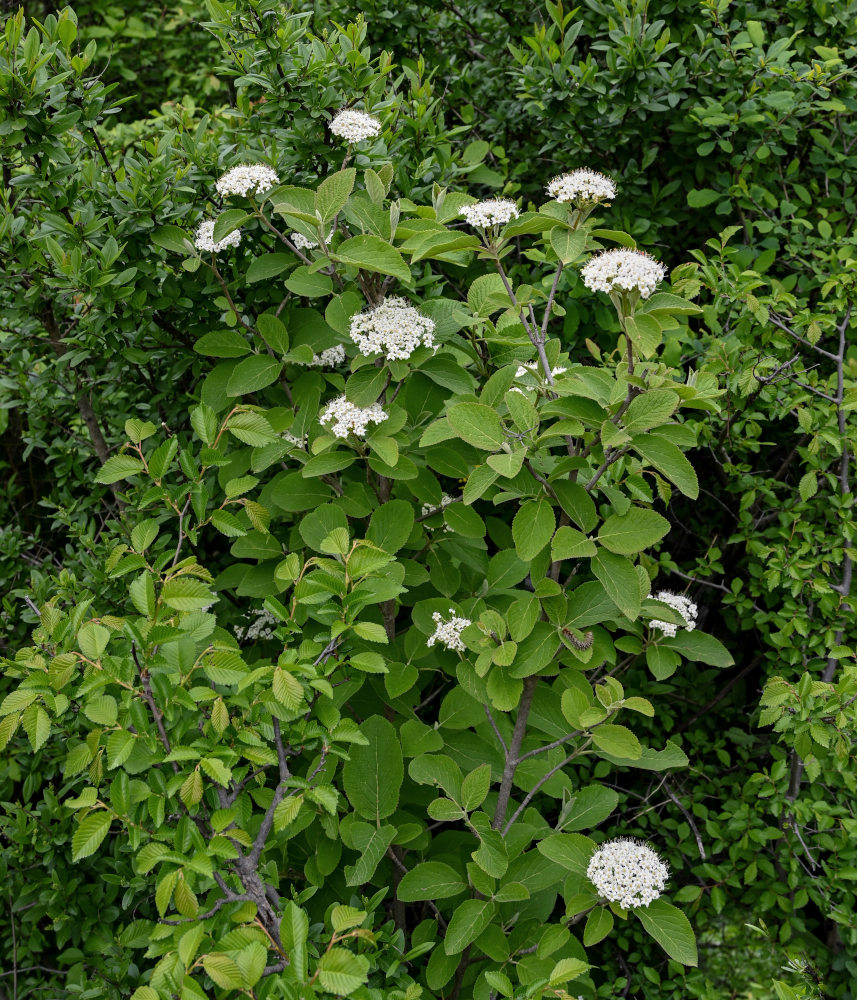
(1, 2, 855, 999)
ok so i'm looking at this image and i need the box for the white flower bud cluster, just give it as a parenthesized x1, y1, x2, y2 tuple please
(291, 229, 335, 252)
(305, 345, 347, 368)
(587, 838, 669, 909)
(349, 297, 436, 361)
(234, 608, 278, 642)
(426, 609, 472, 652)
(460, 198, 520, 228)
(547, 168, 616, 204)
(650, 590, 698, 638)
(215, 164, 280, 199)
(319, 395, 388, 439)
(515, 361, 567, 379)
(581, 248, 667, 300)
(194, 219, 241, 254)
(282, 430, 308, 449)
(329, 109, 382, 143)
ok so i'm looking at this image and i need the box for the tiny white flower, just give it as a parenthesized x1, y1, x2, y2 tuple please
(291, 228, 335, 252)
(305, 344, 347, 368)
(349, 297, 436, 362)
(194, 219, 241, 254)
(460, 198, 519, 228)
(515, 361, 567, 379)
(282, 430, 308, 449)
(421, 494, 457, 532)
(215, 163, 280, 198)
(587, 838, 669, 909)
(581, 248, 667, 300)
(650, 590, 698, 638)
(234, 608, 278, 642)
(426, 609, 472, 652)
(329, 109, 382, 143)
(319, 395, 388, 439)
(547, 168, 616, 205)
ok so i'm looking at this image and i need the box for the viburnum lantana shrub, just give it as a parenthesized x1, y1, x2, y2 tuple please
(1, 141, 731, 999)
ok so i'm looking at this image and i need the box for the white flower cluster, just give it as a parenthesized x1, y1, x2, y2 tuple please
(460, 198, 520, 228)
(547, 168, 616, 204)
(581, 248, 667, 300)
(349, 297, 436, 361)
(587, 838, 669, 909)
(282, 430, 308, 449)
(650, 590, 698, 638)
(305, 344, 347, 368)
(215, 163, 280, 199)
(329, 109, 382, 143)
(234, 608, 278, 642)
(426, 609, 472, 652)
(194, 219, 241, 254)
(515, 361, 567, 379)
(319, 395, 388, 439)
(291, 229, 335, 252)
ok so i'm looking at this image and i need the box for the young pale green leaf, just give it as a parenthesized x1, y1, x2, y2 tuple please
(623, 390, 680, 433)
(72, 812, 112, 861)
(551, 525, 597, 560)
(632, 433, 699, 499)
(591, 724, 642, 759)
(315, 168, 356, 222)
(203, 953, 245, 990)
(549, 227, 586, 264)
(318, 948, 370, 995)
(635, 898, 698, 966)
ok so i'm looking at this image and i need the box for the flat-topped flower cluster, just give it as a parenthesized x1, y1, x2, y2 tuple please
(319, 396, 388, 439)
(587, 838, 669, 909)
(650, 590, 698, 637)
(349, 297, 436, 361)
(194, 219, 241, 254)
(427, 610, 472, 652)
(581, 248, 667, 300)
(329, 108, 382, 143)
(547, 168, 616, 204)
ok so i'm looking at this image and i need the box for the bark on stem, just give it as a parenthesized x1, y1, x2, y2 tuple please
(492, 676, 538, 830)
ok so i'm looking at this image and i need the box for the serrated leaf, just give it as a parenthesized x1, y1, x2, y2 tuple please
(72, 812, 112, 861)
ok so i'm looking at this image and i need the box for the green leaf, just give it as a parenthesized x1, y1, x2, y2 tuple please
(246, 252, 292, 283)
(226, 355, 282, 396)
(447, 402, 506, 450)
(367, 499, 414, 553)
(342, 715, 403, 822)
(318, 947, 370, 995)
(203, 953, 244, 989)
(597, 507, 670, 554)
(632, 434, 699, 499)
(227, 411, 278, 446)
(96, 455, 144, 485)
(561, 784, 619, 832)
(623, 390, 679, 433)
(799, 471, 818, 502)
(663, 629, 734, 667)
(687, 188, 720, 208)
(635, 899, 698, 966)
(344, 824, 397, 886)
(72, 812, 112, 861)
(281, 902, 309, 982)
(316, 168, 356, 222)
(161, 578, 215, 612)
(591, 724, 642, 759)
(537, 833, 596, 875)
(397, 862, 466, 902)
(583, 907, 614, 946)
(193, 330, 252, 358)
(78, 622, 110, 659)
(212, 209, 250, 243)
(151, 224, 193, 254)
(335, 235, 411, 282)
(513, 499, 555, 562)
(551, 526, 597, 560)
(444, 899, 497, 954)
(461, 763, 491, 811)
(83, 695, 117, 726)
(22, 704, 50, 752)
(549, 227, 586, 264)
(592, 549, 640, 619)
(549, 957, 591, 985)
